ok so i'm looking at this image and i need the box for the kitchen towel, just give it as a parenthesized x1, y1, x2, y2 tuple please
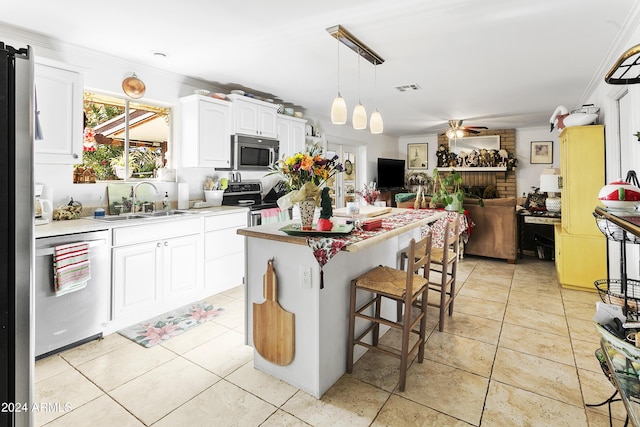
(261, 208, 289, 224)
(53, 242, 91, 296)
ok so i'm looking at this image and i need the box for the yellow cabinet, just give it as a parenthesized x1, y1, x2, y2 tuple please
(556, 125, 607, 289)
(555, 224, 606, 290)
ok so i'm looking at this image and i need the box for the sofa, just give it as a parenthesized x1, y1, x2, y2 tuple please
(396, 194, 518, 263)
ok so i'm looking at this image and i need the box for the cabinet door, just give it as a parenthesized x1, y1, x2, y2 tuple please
(277, 118, 292, 159)
(258, 107, 278, 138)
(34, 61, 83, 164)
(204, 219, 245, 294)
(199, 100, 232, 168)
(163, 234, 203, 300)
(112, 242, 162, 320)
(277, 116, 306, 159)
(555, 231, 606, 290)
(235, 100, 260, 136)
(560, 125, 605, 236)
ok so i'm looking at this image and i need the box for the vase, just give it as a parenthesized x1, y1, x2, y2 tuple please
(299, 197, 316, 230)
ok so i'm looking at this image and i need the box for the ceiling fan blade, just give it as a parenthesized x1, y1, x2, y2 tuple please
(463, 126, 488, 130)
(465, 128, 481, 134)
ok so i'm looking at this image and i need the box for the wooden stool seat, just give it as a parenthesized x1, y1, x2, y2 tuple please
(347, 231, 432, 392)
(355, 266, 428, 298)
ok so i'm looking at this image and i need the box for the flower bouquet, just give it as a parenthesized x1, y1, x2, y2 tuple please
(356, 183, 380, 205)
(269, 144, 344, 210)
(268, 144, 343, 230)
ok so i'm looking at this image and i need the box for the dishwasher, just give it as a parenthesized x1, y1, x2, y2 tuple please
(35, 229, 111, 359)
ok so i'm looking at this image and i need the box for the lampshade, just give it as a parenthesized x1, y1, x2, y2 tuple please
(370, 109, 383, 134)
(331, 93, 347, 124)
(540, 171, 561, 193)
(540, 169, 561, 212)
(352, 103, 367, 130)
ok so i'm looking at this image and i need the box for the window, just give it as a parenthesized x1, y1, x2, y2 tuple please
(80, 92, 171, 180)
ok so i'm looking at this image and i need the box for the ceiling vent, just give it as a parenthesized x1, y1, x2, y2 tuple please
(394, 84, 422, 92)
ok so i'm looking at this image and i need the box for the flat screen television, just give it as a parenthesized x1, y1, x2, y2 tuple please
(377, 158, 405, 189)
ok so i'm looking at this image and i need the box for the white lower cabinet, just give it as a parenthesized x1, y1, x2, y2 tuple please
(204, 212, 247, 294)
(112, 218, 203, 324)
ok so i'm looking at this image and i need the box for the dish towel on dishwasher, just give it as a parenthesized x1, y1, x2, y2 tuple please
(53, 242, 91, 296)
(261, 208, 289, 224)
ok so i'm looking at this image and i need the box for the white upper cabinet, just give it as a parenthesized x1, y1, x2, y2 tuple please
(277, 115, 306, 159)
(227, 94, 278, 138)
(180, 94, 232, 168)
(34, 59, 83, 164)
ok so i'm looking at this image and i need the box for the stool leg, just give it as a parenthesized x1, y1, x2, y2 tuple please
(347, 281, 357, 373)
(449, 261, 457, 316)
(373, 294, 381, 346)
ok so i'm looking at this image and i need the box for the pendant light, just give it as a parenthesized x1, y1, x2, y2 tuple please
(330, 36, 347, 124)
(352, 48, 367, 130)
(369, 60, 383, 134)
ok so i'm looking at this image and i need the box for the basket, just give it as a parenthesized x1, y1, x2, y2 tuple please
(571, 104, 600, 115)
(594, 213, 640, 244)
(595, 278, 640, 318)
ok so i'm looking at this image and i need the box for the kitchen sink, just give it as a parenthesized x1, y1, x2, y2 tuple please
(90, 214, 148, 222)
(142, 210, 193, 217)
(89, 210, 194, 222)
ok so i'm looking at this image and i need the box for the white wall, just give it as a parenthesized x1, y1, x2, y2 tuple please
(515, 127, 560, 196)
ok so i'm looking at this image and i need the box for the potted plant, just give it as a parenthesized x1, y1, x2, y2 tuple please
(431, 168, 484, 213)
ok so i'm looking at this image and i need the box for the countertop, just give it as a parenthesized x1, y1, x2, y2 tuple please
(237, 208, 446, 253)
(35, 206, 248, 239)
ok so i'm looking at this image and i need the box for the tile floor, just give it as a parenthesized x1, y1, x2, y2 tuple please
(34, 256, 624, 426)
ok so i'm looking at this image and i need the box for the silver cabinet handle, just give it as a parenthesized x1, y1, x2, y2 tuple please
(157, 242, 161, 248)
(164, 241, 169, 247)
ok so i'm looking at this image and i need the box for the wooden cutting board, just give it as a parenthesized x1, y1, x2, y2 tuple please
(253, 259, 295, 366)
(333, 206, 392, 218)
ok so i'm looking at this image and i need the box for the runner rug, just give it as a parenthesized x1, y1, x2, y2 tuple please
(118, 301, 225, 348)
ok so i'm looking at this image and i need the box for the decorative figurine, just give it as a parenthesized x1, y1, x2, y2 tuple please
(316, 187, 334, 231)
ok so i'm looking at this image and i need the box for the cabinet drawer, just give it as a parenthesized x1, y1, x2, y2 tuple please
(113, 217, 202, 246)
(205, 228, 244, 259)
(204, 213, 247, 232)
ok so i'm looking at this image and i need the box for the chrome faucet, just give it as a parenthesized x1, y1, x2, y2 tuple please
(131, 181, 158, 213)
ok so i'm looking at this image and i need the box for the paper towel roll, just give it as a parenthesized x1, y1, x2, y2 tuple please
(178, 182, 189, 209)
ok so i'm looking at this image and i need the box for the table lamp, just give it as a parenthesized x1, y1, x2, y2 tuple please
(540, 168, 562, 212)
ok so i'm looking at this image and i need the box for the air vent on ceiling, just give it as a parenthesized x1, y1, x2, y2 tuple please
(394, 84, 422, 92)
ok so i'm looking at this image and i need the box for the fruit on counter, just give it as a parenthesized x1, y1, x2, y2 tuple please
(316, 218, 333, 231)
(204, 176, 228, 191)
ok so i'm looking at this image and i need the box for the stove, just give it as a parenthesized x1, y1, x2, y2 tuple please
(222, 180, 278, 211)
(222, 181, 281, 226)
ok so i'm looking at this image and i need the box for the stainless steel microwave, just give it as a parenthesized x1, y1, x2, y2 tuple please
(231, 134, 279, 171)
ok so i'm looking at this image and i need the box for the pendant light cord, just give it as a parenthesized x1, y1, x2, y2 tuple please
(357, 48, 361, 103)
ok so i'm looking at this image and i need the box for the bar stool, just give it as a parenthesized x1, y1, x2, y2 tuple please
(347, 230, 432, 392)
(397, 216, 460, 331)
(426, 216, 460, 331)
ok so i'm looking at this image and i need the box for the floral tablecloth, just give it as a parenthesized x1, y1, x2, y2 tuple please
(306, 209, 444, 288)
(428, 210, 473, 249)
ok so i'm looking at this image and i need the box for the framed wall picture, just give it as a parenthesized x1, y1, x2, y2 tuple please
(530, 141, 553, 164)
(407, 143, 428, 169)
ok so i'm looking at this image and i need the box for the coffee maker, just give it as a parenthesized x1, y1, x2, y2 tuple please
(35, 183, 53, 225)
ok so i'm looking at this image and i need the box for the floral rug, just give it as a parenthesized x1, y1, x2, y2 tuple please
(118, 302, 225, 348)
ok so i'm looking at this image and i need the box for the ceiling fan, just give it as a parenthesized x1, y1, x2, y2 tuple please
(444, 120, 488, 138)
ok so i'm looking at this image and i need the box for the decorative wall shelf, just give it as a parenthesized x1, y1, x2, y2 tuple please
(436, 167, 507, 172)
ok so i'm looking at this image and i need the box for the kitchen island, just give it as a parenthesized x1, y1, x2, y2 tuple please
(237, 208, 446, 398)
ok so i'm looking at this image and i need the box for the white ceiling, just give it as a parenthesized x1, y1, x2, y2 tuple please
(3, 0, 639, 137)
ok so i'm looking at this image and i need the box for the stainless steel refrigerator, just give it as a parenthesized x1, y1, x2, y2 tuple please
(0, 42, 35, 427)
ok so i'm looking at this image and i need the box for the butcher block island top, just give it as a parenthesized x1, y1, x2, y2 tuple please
(237, 208, 445, 398)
